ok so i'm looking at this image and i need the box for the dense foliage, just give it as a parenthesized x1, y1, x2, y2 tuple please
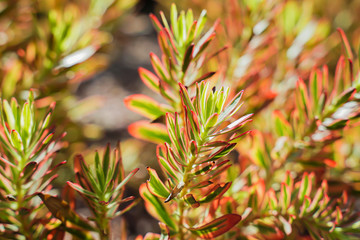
(0, 0, 360, 239)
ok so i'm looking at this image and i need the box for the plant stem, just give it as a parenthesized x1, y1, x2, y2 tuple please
(178, 201, 185, 240)
(177, 135, 206, 239)
(98, 205, 110, 240)
(15, 155, 33, 239)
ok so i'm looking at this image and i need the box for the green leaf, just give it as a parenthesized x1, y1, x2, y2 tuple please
(165, 142, 186, 167)
(113, 168, 139, 199)
(310, 71, 319, 110)
(139, 183, 177, 230)
(189, 214, 241, 239)
(11, 129, 23, 151)
(191, 161, 215, 176)
(284, 171, 294, 190)
(3, 100, 16, 131)
(189, 140, 198, 156)
(166, 113, 185, 158)
(323, 118, 348, 130)
(0, 155, 16, 167)
(273, 110, 292, 137)
(37, 193, 95, 231)
(186, 20, 197, 46)
(185, 109, 200, 136)
(179, 83, 196, 113)
(185, 9, 193, 30)
(299, 196, 311, 217)
(139, 67, 160, 93)
(253, 147, 269, 169)
(10, 97, 19, 115)
(296, 78, 310, 118)
(158, 156, 179, 182)
(149, 14, 163, 32)
(67, 182, 97, 198)
(332, 87, 355, 108)
(74, 155, 100, 195)
(205, 113, 218, 130)
(337, 28, 353, 60)
(217, 114, 252, 135)
(184, 194, 200, 208)
(182, 44, 194, 73)
(94, 150, 105, 191)
(193, 20, 218, 57)
(124, 94, 171, 120)
(279, 215, 292, 235)
(128, 121, 170, 144)
(42, 133, 54, 145)
(158, 30, 173, 61)
(41, 111, 52, 130)
(308, 185, 324, 212)
(103, 143, 110, 181)
(21, 161, 38, 179)
(146, 167, 170, 199)
(195, 10, 207, 38)
(279, 1, 299, 35)
(150, 53, 171, 84)
(199, 182, 232, 203)
(204, 91, 215, 121)
(280, 183, 291, 213)
(170, 4, 179, 40)
(218, 90, 244, 123)
(178, 11, 186, 44)
(298, 172, 311, 204)
(203, 144, 236, 163)
(268, 189, 278, 209)
(315, 92, 327, 118)
(20, 102, 33, 144)
(159, 11, 170, 32)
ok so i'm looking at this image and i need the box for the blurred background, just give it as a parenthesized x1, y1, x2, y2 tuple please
(0, 0, 360, 238)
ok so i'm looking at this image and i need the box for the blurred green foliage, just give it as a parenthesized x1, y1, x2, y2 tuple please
(0, 0, 136, 154)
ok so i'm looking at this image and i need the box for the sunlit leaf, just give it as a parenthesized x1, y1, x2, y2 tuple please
(146, 167, 170, 199)
(189, 214, 241, 239)
(139, 184, 177, 230)
(128, 121, 170, 144)
(124, 94, 171, 120)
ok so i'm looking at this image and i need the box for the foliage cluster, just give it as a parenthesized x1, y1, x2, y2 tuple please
(124, 3, 360, 239)
(0, 0, 360, 240)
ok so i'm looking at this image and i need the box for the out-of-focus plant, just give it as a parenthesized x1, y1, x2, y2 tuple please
(0, 90, 67, 239)
(226, 29, 360, 239)
(124, 4, 224, 144)
(158, 0, 332, 116)
(0, 0, 136, 150)
(228, 171, 359, 239)
(237, 29, 360, 182)
(67, 143, 139, 239)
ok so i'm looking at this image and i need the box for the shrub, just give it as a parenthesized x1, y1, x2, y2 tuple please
(0, 1, 360, 239)
(127, 3, 360, 240)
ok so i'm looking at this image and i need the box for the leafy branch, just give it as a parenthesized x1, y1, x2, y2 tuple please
(141, 81, 251, 239)
(0, 90, 66, 238)
(125, 4, 223, 144)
